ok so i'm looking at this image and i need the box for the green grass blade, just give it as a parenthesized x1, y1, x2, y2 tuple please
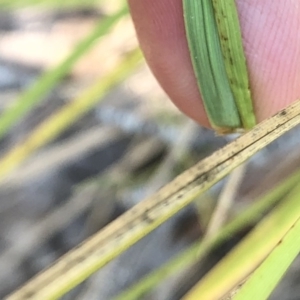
(183, 0, 241, 132)
(233, 213, 300, 300)
(0, 4, 128, 140)
(114, 168, 300, 300)
(212, 0, 256, 130)
(184, 180, 300, 300)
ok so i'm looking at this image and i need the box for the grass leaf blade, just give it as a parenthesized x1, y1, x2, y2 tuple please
(184, 181, 300, 300)
(183, 0, 241, 132)
(233, 214, 300, 300)
(212, 0, 256, 129)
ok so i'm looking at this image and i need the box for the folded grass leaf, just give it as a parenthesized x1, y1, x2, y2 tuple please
(184, 0, 256, 132)
(183, 0, 241, 132)
(212, 0, 256, 130)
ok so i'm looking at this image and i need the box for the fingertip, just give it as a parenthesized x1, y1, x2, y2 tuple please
(128, 0, 210, 127)
(237, 0, 300, 121)
(129, 0, 300, 129)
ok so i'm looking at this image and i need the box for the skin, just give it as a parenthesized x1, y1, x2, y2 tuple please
(128, 0, 300, 128)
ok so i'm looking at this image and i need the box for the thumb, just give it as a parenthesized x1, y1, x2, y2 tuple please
(128, 0, 300, 127)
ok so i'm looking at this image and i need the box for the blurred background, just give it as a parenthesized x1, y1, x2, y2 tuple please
(0, 1, 299, 299)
